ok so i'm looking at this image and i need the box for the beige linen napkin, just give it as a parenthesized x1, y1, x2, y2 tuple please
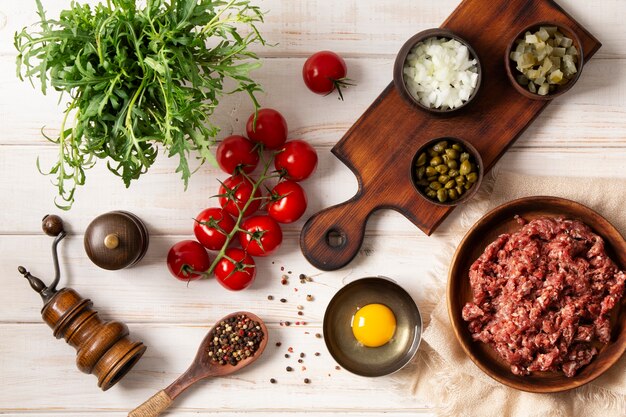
(410, 171, 626, 417)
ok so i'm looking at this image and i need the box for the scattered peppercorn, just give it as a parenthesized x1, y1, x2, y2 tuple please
(315, 333, 322, 338)
(276, 342, 282, 347)
(285, 354, 290, 358)
(281, 275, 289, 285)
(335, 366, 341, 370)
(297, 305, 304, 310)
(285, 321, 291, 326)
(280, 298, 287, 303)
(306, 294, 313, 301)
(270, 378, 276, 384)
(315, 352, 320, 356)
(207, 314, 264, 366)
(304, 378, 310, 384)
(267, 295, 274, 301)
(288, 347, 294, 353)
(297, 311, 303, 316)
(286, 366, 293, 372)
(300, 352, 305, 358)
(298, 359, 303, 364)
(299, 273, 306, 280)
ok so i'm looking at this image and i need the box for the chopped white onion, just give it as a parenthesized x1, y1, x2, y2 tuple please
(403, 37, 479, 110)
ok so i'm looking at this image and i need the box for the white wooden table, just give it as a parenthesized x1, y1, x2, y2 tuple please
(0, 0, 623, 415)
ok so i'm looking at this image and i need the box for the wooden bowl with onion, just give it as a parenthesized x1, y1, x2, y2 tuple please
(393, 28, 482, 115)
(448, 196, 626, 393)
(505, 22, 584, 100)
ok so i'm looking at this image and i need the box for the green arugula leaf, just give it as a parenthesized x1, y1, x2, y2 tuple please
(15, 0, 265, 209)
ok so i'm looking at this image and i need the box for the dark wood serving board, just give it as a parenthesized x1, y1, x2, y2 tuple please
(300, 0, 602, 271)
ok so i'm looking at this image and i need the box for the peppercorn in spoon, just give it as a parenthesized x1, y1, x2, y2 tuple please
(128, 312, 268, 417)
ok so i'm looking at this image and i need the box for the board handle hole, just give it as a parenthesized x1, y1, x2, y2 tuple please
(326, 229, 346, 248)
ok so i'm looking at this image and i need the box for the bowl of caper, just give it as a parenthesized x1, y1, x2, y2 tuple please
(411, 137, 483, 206)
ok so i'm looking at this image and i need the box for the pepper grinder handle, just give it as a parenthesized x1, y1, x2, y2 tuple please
(128, 390, 173, 417)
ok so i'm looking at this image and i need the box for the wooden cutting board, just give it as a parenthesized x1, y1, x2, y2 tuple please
(300, 0, 602, 271)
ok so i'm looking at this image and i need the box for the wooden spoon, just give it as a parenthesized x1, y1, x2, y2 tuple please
(128, 311, 268, 417)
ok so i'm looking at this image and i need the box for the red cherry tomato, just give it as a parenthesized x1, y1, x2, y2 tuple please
(246, 108, 288, 150)
(274, 140, 318, 181)
(214, 248, 256, 291)
(167, 240, 210, 281)
(193, 207, 236, 250)
(218, 175, 262, 218)
(303, 51, 350, 99)
(238, 215, 283, 257)
(267, 180, 308, 224)
(216, 135, 259, 175)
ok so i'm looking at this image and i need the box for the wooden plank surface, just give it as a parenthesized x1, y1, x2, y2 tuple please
(0, 0, 625, 415)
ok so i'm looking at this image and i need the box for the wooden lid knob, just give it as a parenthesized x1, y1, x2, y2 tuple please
(84, 211, 149, 270)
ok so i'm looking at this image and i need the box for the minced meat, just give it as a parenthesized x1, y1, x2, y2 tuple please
(462, 217, 625, 377)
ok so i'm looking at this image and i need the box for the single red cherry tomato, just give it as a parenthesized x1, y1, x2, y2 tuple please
(216, 135, 259, 175)
(193, 207, 236, 250)
(214, 248, 256, 291)
(267, 180, 308, 224)
(303, 51, 351, 99)
(167, 240, 211, 281)
(238, 215, 283, 257)
(218, 175, 262, 218)
(246, 108, 288, 149)
(274, 140, 318, 181)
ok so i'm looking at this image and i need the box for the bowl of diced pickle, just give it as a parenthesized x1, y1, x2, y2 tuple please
(505, 23, 582, 99)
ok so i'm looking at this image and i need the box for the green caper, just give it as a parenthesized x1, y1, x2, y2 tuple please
(436, 188, 448, 203)
(452, 143, 463, 151)
(448, 189, 459, 200)
(426, 189, 437, 199)
(466, 172, 478, 183)
(459, 160, 472, 176)
(442, 154, 450, 164)
(438, 175, 450, 184)
(465, 183, 473, 190)
(432, 140, 449, 153)
(429, 181, 442, 191)
(455, 185, 464, 195)
(448, 169, 459, 178)
(427, 175, 438, 182)
(435, 164, 449, 174)
(425, 166, 437, 177)
(427, 148, 439, 157)
(430, 156, 443, 166)
(415, 179, 429, 187)
(445, 149, 459, 160)
(444, 180, 456, 189)
(416, 166, 426, 180)
(455, 176, 465, 185)
(460, 152, 470, 162)
(447, 160, 458, 170)
(416, 152, 427, 167)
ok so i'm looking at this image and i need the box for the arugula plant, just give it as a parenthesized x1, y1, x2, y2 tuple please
(15, 0, 265, 209)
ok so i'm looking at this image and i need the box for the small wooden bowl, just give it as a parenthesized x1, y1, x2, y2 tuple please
(505, 22, 584, 100)
(410, 137, 484, 207)
(394, 28, 482, 115)
(448, 196, 626, 393)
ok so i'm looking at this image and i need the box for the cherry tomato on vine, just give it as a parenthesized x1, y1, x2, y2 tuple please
(193, 207, 236, 250)
(216, 135, 259, 175)
(238, 215, 283, 257)
(246, 108, 288, 149)
(214, 248, 256, 291)
(274, 140, 318, 181)
(167, 240, 210, 281)
(303, 51, 352, 100)
(218, 175, 262, 218)
(267, 180, 308, 224)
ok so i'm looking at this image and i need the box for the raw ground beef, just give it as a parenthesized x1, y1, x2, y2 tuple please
(462, 217, 625, 377)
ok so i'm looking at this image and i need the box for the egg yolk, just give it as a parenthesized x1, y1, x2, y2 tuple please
(351, 303, 396, 347)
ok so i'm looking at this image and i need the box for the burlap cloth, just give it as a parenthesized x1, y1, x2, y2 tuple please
(407, 171, 626, 417)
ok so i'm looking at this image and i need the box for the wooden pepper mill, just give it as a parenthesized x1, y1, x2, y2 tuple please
(18, 215, 147, 391)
